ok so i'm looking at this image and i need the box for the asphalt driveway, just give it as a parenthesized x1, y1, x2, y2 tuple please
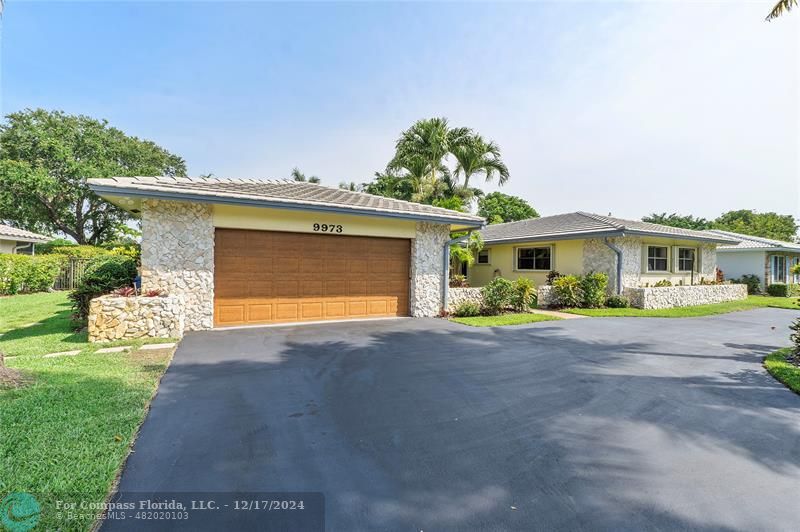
(107, 309, 800, 531)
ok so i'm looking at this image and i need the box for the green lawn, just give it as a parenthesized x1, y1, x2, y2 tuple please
(563, 295, 799, 318)
(764, 348, 800, 395)
(451, 312, 561, 327)
(0, 291, 170, 357)
(0, 292, 176, 531)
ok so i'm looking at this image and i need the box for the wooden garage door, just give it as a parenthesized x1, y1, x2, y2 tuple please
(214, 229, 410, 326)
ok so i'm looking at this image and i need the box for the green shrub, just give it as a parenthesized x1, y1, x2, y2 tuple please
(449, 274, 468, 288)
(510, 278, 536, 311)
(605, 295, 629, 308)
(69, 255, 137, 321)
(654, 279, 673, 287)
(43, 244, 112, 259)
(546, 270, 562, 285)
(481, 277, 514, 315)
(580, 272, 608, 308)
(731, 274, 761, 295)
(453, 301, 481, 317)
(766, 283, 800, 297)
(0, 254, 64, 295)
(551, 275, 581, 307)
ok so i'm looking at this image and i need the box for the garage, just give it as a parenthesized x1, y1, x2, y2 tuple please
(214, 228, 411, 326)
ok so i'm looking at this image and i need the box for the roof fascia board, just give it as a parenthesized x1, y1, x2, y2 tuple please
(622, 229, 737, 245)
(90, 184, 483, 228)
(483, 229, 625, 245)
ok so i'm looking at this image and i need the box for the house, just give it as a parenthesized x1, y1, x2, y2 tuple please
(466, 212, 745, 308)
(704, 229, 800, 291)
(0, 224, 49, 254)
(87, 176, 484, 330)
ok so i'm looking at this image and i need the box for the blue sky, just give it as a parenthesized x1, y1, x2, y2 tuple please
(2, 1, 798, 219)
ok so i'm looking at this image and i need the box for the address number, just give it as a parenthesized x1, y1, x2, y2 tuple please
(313, 223, 343, 233)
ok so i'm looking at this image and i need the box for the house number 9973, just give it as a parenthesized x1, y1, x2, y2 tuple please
(313, 223, 343, 233)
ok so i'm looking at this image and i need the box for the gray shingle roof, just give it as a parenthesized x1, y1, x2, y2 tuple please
(0, 223, 49, 243)
(479, 212, 739, 244)
(704, 229, 800, 251)
(88, 176, 484, 226)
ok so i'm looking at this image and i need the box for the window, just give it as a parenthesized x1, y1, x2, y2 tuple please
(677, 247, 696, 272)
(517, 247, 551, 271)
(772, 255, 786, 283)
(647, 246, 669, 272)
(793, 257, 800, 283)
(477, 249, 490, 264)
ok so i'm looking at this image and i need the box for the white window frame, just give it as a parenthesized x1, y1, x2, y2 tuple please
(676, 247, 697, 273)
(646, 245, 670, 273)
(515, 246, 552, 271)
(476, 249, 490, 265)
(771, 255, 787, 284)
(792, 257, 800, 284)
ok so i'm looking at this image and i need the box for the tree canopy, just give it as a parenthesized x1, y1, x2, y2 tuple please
(0, 109, 186, 244)
(290, 167, 320, 184)
(642, 213, 711, 231)
(642, 209, 798, 242)
(368, 117, 509, 208)
(478, 192, 539, 224)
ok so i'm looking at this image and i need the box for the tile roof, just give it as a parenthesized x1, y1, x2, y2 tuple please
(704, 229, 800, 251)
(88, 176, 484, 226)
(479, 212, 739, 244)
(0, 223, 49, 243)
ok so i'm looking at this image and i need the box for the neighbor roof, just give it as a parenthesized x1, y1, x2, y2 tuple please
(88, 176, 484, 226)
(479, 212, 739, 245)
(704, 229, 800, 252)
(0, 223, 49, 243)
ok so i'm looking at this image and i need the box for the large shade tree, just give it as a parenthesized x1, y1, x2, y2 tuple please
(0, 109, 186, 244)
(478, 192, 538, 224)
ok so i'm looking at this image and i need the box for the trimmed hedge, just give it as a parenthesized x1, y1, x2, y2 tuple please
(731, 274, 761, 295)
(0, 254, 65, 295)
(766, 283, 800, 297)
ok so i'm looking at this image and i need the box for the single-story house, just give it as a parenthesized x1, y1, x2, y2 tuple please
(0, 223, 49, 254)
(88, 176, 483, 330)
(466, 212, 742, 307)
(705, 229, 800, 290)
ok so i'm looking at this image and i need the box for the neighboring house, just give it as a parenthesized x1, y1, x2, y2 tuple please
(705, 229, 800, 290)
(467, 212, 739, 294)
(88, 176, 483, 329)
(0, 223, 49, 254)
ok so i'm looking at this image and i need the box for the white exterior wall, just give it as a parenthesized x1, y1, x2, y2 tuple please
(716, 251, 765, 288)
(0, 239, 16, 254)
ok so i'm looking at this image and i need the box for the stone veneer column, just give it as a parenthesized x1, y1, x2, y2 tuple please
(582, 237, 642, 293)
(409, 221, 450, 317)
(141, 199, 215, 330)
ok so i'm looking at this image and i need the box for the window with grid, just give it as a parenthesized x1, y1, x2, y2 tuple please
(647, 246, 668, 272)
(477, 250, 490, 264)
(677, 248, 696, 272)
(517, 247, 551, 271)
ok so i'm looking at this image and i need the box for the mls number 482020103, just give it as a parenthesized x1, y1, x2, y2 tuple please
(313, 223, 343, 233)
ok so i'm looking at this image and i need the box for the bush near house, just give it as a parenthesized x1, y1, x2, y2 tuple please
(605, 295, 629, 308)
(551, 275, 582, 307)
(510, 278, 536, 311)
(69, 256, 137, 321)
(551, 272, 610, 309)
(481, 277, 515, 315)
(0, 254, 65, 295)
(730, 274, 761, 295)
(766, 283, 800, 297)
(452, 301, 481, 317)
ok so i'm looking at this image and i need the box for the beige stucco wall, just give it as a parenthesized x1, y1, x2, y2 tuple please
(0, 239, 16, 254)
(467, 239, 584, 287)
(213, 204, 417, 239)
(468, 235, 718, 290)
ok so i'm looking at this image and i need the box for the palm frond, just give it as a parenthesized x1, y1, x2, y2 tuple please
(766, 0, 797, 20)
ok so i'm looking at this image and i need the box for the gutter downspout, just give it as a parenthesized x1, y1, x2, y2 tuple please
(442, 227, 482, 313)
(603, 237, 623, 295)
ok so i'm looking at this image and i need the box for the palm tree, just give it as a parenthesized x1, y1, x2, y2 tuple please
(766, 0, 797, 20)
(451, 134, 510, 192)
(339, 181, 362, 192)
(390, 118, 457, 187)
(290, 167, 321, 184)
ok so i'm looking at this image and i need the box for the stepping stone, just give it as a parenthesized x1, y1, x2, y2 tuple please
(43, 350, 81, 358)
(95, 346, 131, 354)
(139, 342, 176, 350)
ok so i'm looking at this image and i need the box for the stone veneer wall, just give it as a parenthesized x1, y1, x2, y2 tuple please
(141, 199, 214, 330)
(537, 285, 556, 307)
(410, 221, 451, 317)
(447, 287, 483, 312)
(623, 284, 747, 309)
(89, 295, 185, 342)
